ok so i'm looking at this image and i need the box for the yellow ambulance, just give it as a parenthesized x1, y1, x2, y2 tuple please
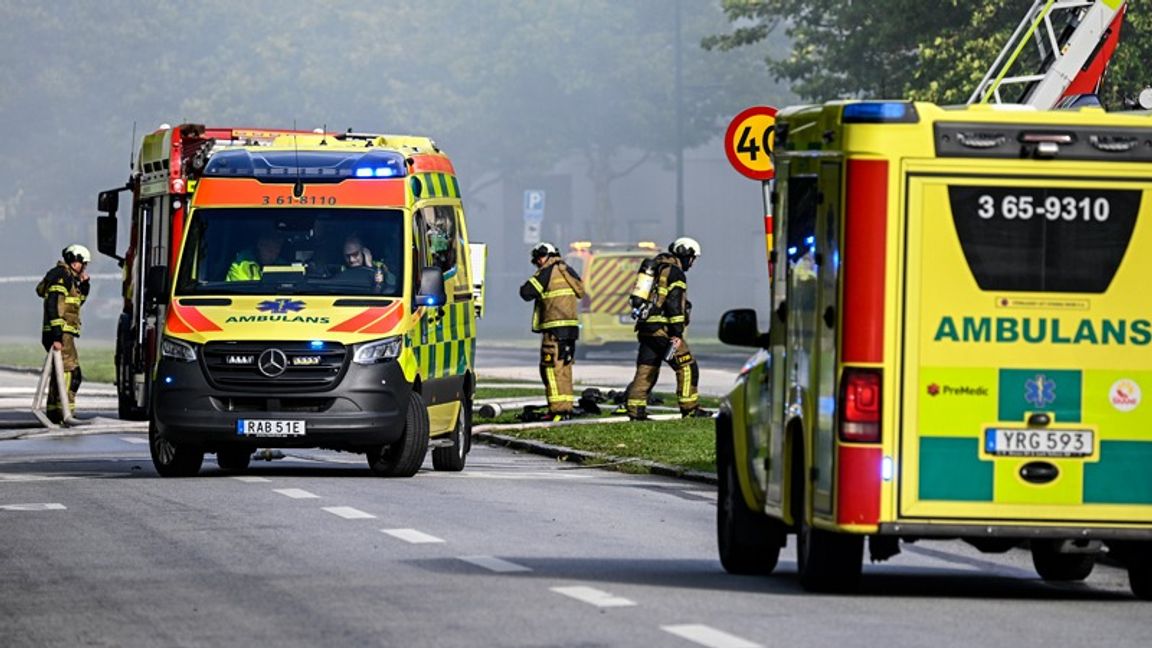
(96, 126, 483, 478)
(716, 101, 1152, 599)
(564, 241, 656, 356)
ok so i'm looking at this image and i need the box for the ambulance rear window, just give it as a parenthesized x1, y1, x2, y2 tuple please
(948, 186, 1141, 293)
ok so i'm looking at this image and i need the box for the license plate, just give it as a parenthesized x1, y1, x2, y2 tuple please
(984, 428, 1093, 457)
(237, 419, 306, 437)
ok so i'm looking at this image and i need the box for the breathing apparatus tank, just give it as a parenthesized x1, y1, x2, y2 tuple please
(629, 258, 658, 320)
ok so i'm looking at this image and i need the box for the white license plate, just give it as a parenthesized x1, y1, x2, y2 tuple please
(237, 419, 306, 437)
(984, 428, 1093, 457)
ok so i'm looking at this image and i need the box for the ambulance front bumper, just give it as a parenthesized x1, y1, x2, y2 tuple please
(152, 357, 411, 449)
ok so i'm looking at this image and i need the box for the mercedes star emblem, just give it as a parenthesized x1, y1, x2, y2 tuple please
(257, 348, 288, 378)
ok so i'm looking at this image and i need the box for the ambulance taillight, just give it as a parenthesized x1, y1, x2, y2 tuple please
(839, 369, 881, 443)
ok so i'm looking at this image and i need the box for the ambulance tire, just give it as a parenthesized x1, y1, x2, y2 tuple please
(1030, 541, 1095, 582)
(367, 391, 429, 477)
(716, 423, 783, 575)
(149, 418, 204, 478)
(794, 440, 863, 592)
(1129, 557, 1152, 600)
(432, 395, 471, 472)
(216, 447, 252, 473)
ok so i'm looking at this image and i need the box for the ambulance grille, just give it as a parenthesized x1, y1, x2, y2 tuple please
(201, 341, 347, 392)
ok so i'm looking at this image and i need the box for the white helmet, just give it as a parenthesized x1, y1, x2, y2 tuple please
(669, 236, 701, 258)
(63, 244, 91, 264)
(531, 241, 559, 261)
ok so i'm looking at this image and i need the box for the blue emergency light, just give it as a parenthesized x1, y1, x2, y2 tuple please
(842, 102, 919, 124)
(309, 340, 325, 350)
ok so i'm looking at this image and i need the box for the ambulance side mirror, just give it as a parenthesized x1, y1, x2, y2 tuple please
(416, 266, 446, 308)
(719, 309, 768, 349)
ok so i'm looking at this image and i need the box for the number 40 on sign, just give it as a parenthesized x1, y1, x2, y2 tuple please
(724, 105, 778, 181)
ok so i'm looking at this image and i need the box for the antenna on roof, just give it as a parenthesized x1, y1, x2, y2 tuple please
(292, 119, 304, 199)
(319, 124, 328, 146)
(129, 121, 137, 170)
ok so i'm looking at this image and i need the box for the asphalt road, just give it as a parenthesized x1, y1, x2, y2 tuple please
(1, 433, 1148, 648)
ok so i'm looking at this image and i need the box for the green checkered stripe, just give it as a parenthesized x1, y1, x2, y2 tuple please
(410, 301, 475, 379)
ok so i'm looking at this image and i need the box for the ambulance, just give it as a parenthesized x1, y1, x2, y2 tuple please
(715, 100, 1152, 599)
(96, 125, 484, 478)
(563, 241, 656, 356)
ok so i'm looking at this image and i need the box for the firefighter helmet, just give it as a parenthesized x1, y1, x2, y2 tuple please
(531, 241, 559, 261)
(62, 244, 92, 265)
(669, 237, 701, 259)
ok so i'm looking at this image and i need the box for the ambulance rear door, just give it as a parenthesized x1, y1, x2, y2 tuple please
(899, 126, 1152, 525)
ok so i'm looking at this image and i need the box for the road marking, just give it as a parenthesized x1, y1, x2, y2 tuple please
(119, 437, 148, 445)
(457, 555, 531, 573)
(382, 528, 445, 544)
(0, 503, 67, 511)
(233, 476, 271, 483)
(550, 586, 636, 608)
(323, 506, 376, 520)
(0, 474, 82, 482)
(273, 488, 319, 499)
(661, 625, 762, 648)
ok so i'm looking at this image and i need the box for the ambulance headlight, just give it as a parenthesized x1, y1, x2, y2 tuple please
(161, 337, 198, 362)
(353, 336, 403, 365)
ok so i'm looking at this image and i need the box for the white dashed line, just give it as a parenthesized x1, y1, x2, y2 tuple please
(0, 474, 82, 482)
(457, 555, 532, 573)
(233, 476, 272, 483)
(273, 488, 319, 499)
(0, 503, 67, 511)
(382, 528, 445, 544)
(661, 625, 762, 648)
(550, 586, 636, 608)
(322, 506, 376, 520)
(118, 437, 148, 445)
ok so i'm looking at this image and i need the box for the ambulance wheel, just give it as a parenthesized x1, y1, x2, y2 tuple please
(1031, 541, 1095, 582)
(1127, 555, 1152, 600)
(149, 418, 204, 478)
(717, 426, 783, 575)
(367, 391, 429, 477)
(216, 447, 253, 473)
(432, 395, 471, 472)
(794, 438, 862, 592)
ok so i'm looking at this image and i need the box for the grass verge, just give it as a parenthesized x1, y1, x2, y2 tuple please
(0, 343, 116, 383)
(483, 416, 716, 474)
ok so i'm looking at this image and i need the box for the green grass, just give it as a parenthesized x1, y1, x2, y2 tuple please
(0, 343, 116, 383)
(485, 417, 716, 474)
(474, 385, 543, 400)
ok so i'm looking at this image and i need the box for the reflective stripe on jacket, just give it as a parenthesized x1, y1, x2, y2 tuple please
(36, 261, 88, 339)
(519, 257, 585, 338)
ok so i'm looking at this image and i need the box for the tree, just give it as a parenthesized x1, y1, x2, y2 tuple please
(705, 0, 1152, 105)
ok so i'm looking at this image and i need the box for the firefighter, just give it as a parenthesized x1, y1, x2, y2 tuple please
(519, 241, 585, 421)
(624, 237, 710, 420)
(36, 244, 91, 423)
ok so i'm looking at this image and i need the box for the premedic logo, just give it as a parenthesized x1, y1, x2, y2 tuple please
(926, 383, 988, 397)
(1109, 379, 1141, 412)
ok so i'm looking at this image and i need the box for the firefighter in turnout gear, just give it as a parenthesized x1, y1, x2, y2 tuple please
(519, 242, 585, 420)
(36, 244, 91, 423)
(624, 237, 709, 420)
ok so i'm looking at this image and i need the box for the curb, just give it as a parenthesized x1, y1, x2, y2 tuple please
(472, 429, 717, 486)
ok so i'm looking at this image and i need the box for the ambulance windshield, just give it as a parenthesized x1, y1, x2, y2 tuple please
(174, 208, 405, 296)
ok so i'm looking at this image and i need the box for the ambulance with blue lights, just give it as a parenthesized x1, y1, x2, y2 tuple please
(96, 124, 484, 478)
(715, 100, 1152, 599)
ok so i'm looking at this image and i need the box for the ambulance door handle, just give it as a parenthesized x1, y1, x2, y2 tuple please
(822, 306, 836, 329)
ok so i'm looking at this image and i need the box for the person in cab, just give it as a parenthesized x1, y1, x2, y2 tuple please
(226, 230, 286, 281)
(519, 242, 585, 421)
(342, 235, 397, 293)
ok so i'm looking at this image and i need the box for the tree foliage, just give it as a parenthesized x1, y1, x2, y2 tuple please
(705, 0, 1152, 105)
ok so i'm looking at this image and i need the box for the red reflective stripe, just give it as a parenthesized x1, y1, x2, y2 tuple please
(836, 445, 882, 525)
(328, 307, 391, 333)
(842, 159, 888, 363)
(359, 303, 406, 334)
(409, 154, 455, 174)
(172, 303, 222, 332)
(165, 308, 193, 334)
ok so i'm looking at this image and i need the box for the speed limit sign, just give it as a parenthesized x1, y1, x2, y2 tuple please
(724, 106, 778, 181)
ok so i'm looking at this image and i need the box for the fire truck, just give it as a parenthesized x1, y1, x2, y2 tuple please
(96, 124, 485, 477)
